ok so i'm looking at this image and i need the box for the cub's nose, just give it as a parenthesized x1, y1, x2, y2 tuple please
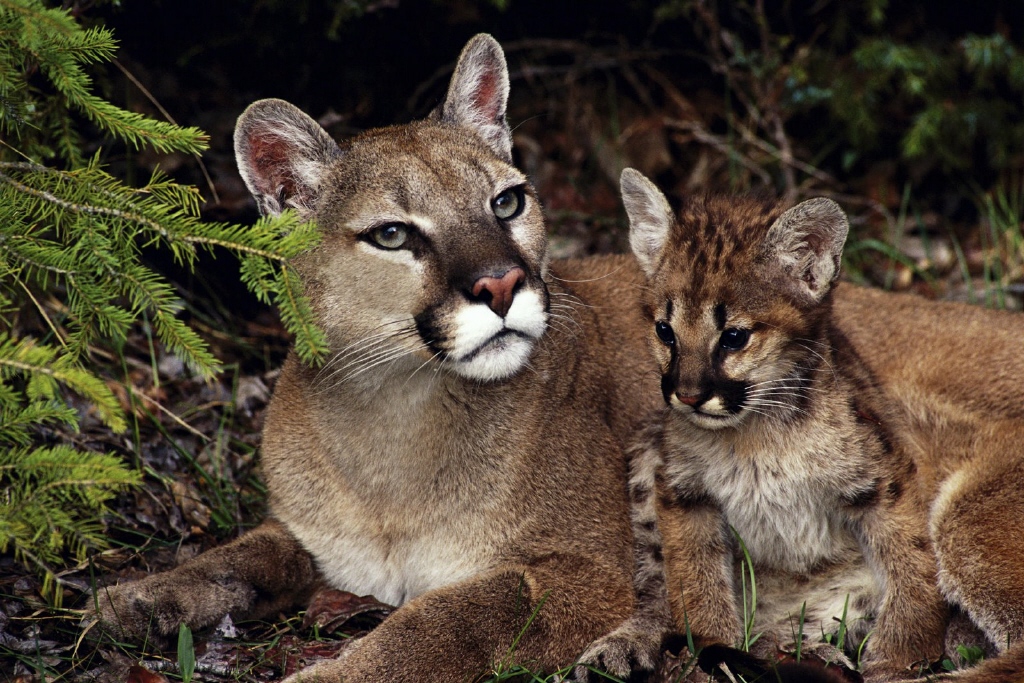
(471, 267, 525, 318)
(674, 393, 701, 407)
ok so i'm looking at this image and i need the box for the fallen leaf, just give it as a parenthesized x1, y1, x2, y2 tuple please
(264, 634, 356, 678)
(126, 664, 170, 683)
(302, 589, 394, 633)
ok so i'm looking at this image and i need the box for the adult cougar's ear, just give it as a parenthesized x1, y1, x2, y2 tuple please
(234, 98, 342, 217)
(764, 198, 848, 301)
(431, 33, 512, 161)
(621, 168, 674, 278)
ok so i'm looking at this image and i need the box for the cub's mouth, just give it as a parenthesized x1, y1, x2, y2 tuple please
(669, 391, 747, 430)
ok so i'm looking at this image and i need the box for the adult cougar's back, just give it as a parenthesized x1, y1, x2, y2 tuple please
(92, 35, 660, 682)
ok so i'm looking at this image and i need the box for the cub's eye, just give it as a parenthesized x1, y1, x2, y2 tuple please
(655, 321, 675, 346)
(492, 187, 524, 220)
(719, 328, 750, 351)
(368, 223, 409, 250)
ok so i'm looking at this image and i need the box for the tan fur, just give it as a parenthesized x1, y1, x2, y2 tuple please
(582, 169, 1024, 683)
(90, 36, 661, 682)
(836, 284, 1024, 663)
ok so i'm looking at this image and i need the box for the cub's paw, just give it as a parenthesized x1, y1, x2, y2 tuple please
(568, 620, 664, 682)
(87, 573, 254, 646)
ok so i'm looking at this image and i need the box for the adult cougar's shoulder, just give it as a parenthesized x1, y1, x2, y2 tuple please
(91, 35, 660, 682)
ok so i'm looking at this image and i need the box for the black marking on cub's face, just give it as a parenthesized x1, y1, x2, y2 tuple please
(715, 378, 749, 414)
(714, 303, 727, 330)
(660, 346, 680, 404)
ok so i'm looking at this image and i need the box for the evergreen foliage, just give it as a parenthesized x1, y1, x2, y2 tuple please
(655, 0, 1024, 196)
(0, 0, 326, 601)
(827, 29, 1024, 175)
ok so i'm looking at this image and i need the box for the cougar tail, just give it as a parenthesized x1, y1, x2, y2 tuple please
(951, 640, 1024, 683)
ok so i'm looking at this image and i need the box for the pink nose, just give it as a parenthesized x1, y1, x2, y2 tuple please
(675, 393, 700, 406)
(472, 267, 525, 318)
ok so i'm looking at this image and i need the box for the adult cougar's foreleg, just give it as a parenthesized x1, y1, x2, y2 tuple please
(91, 518, 319, 644)
(283, 553, 633, 683)
(571, 434, 674, 681)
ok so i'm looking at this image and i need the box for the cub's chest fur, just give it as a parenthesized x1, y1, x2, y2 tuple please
(662, 401, 874, 573)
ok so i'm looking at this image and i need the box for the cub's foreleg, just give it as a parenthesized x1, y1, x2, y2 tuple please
(284, 553, 633, 683)
(91, 518, 319, 644)
(657, 469, 741, 647)
(851, 482, 948, 679)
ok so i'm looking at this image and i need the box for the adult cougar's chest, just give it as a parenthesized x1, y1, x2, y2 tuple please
(266, 370, 527, 606)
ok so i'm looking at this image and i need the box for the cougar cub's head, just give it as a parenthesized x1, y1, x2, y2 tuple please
(233, 35, 548, 383)
(621, 169, 848, 430)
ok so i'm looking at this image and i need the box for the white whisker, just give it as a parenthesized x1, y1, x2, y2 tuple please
(323, 339, 416, 379)
(337, 348, 417, 384)
(403, 343, 443, 388)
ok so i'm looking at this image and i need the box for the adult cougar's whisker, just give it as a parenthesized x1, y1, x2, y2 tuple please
(405, 348, 444, 387)
(317, 331, 420, 386)
(336, 347, 418, 386)
(548, 265, 625, 284)
(316, 323, 418, 383)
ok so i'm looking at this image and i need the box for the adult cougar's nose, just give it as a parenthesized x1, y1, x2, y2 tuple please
(471, 267, 525, 318)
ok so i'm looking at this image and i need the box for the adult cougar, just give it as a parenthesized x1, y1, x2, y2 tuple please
(578, 169, 1024, 682)
(91, 35, 662, 681)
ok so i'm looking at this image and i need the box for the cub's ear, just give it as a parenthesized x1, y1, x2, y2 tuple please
(234, 99, 341, 217)
(621, 168, 674, 277)
(431, 33, 512, 161)
(764, 198, 848, 301)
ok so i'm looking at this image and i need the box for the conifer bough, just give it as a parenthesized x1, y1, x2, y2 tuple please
(0, 0, 326, 601)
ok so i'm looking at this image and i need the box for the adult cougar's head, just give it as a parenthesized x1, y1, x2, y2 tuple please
(234, 35, 548, 383)
(620, 168, 849, 430)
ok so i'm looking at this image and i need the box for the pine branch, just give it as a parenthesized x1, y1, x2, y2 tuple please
(0, 333, 126, 432)
(0, 0, 329, 593)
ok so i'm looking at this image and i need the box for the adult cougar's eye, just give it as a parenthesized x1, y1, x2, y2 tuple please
(719, 328, 750, 351)
(492, 187, 524, 220)
(655, 321, 675, 346)
(368, 223, 409, 250)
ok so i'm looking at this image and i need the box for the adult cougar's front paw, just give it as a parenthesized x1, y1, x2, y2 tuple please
(88, 572, 255, 645)
(569, 619, 664, 682)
